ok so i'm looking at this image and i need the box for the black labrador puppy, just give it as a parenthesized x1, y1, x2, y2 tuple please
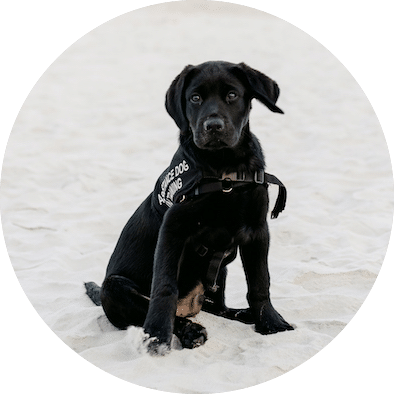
(85, 61, 293, 354)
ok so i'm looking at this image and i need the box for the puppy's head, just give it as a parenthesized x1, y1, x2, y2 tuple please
(165, 61, 283, 150)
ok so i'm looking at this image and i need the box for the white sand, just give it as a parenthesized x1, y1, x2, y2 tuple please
(1, 1, 393, 393)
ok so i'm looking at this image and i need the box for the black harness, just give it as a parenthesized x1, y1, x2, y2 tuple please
(151, 149, 287, 293)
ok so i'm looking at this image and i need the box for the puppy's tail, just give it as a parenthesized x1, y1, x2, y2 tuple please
(84, 281, 102, 306)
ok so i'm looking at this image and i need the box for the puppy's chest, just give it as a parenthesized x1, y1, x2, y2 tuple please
(196, 190, 261, 227)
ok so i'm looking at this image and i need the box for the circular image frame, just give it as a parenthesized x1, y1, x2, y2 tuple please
(1, 0, 391, 394)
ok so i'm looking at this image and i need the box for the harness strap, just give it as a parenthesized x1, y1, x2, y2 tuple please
(265, 173, 287, 219)
(196, 246, 233, 292)
(194, 170, 265, 195)
(183, 170, 287, 219)
(205, 251, 226, 292)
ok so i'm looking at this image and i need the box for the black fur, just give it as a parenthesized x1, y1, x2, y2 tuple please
(85, 61, 293, 354)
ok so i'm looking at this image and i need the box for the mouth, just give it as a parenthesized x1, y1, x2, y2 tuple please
(203, 139, 229, 149)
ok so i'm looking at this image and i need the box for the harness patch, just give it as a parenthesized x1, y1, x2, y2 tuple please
(152, 147, 203, 215)
(157, 159, 190, 208)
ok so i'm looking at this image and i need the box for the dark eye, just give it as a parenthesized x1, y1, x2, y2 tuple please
(190, 94, 202, 103)
(227, 91, 238, 101)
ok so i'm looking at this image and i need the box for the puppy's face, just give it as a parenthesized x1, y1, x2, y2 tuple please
(165, 61, 283, 148)
(184, 70, 251, 150)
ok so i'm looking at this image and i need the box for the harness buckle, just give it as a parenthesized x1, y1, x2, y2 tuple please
(196, 244, 209, 257)
(254, 170, 265, 184)
(219, 171, 246, 182)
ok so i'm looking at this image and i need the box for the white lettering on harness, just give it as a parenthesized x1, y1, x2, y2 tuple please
(157, 160, 190, 207)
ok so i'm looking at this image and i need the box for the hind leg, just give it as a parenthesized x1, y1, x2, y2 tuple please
(100, 275, 149, 329)
(100, 275, 208, 351)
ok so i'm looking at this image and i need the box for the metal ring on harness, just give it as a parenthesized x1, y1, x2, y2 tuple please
(222, 178, 233, 193)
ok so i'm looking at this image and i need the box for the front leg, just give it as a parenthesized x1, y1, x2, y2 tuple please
(143, 206, 189, 354)
(203, 266, 255, 324)
(240, 225, 293, 334)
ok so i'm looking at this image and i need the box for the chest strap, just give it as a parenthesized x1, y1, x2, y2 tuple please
(196, 245, 233, 293)
(188, 170, 287, 219)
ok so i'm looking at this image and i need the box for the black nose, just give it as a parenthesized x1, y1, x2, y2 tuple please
(203, 118, 225, 132)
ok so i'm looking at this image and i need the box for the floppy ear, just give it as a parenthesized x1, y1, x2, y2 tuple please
(165, 65, 196, 133)
(232, 63, 284, 114)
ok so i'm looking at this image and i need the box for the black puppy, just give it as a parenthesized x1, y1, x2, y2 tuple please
(85, 61, 293, 354)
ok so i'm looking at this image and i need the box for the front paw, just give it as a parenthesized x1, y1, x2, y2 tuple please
(144, 335, 171, 356)
(143, 325, 172, 356)
(175, 319, 208, 349)
(255, 302, 294, 335)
